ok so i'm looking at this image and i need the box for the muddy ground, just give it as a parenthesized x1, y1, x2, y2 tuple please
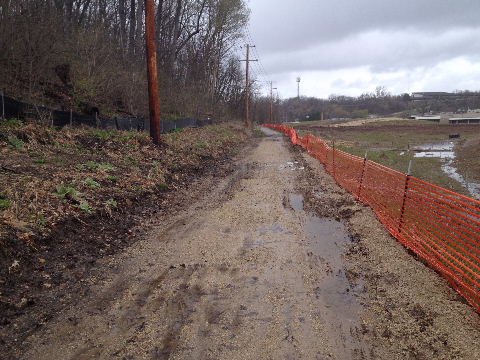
(294, 122, 480, 148)
(5, 128, 480, 359)
(293, 120, 480, 196)
(457, 136, 480, 184)
(0, 126, 251, 359)
(291, 143, 480, 359)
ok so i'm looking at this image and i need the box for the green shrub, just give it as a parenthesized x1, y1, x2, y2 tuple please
(83, 161, 115, 172)
(77, 200, 92, 214)
(55, 184, 81, 199)
(8, 136, 24, 150)
(37, 215, 47, 226)
(3, 118, 24, 127)
(105, 199, 117, 208)
(169, 128, 184, 134)
(0, 199, 12, 210)
(83, 178, 101, 189)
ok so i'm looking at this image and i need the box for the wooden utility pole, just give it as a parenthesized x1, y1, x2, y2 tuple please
(145, 0, 161, 144)
(241, 45, 257, 129)
(269, 81, 277, 123)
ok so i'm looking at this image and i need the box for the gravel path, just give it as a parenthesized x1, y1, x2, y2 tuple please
(17, 129, 480, 360)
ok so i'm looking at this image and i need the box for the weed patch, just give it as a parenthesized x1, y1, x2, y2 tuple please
(8, 136, 24, 150)
(2, 118, 24, 127)
(0, 199, 12, 210)
(84, 178, 101, 189)
(55, 184, 81, 200)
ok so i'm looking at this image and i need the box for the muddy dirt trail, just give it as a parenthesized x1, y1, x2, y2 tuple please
(16, 128, 480, 359)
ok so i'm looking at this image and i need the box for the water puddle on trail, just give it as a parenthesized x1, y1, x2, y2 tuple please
(289, 194, 367, 358)
(412, 141, 480, 199)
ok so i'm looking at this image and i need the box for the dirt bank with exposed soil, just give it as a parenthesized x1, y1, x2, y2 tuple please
(0, 123, 249, 358)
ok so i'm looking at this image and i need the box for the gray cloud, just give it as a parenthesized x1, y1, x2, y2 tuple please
(261, 28, 480, 73)
(250, 0, 480, 53)
(247, 0, 480, 97)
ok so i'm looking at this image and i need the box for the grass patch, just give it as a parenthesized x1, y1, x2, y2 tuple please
(105, 199, 117, 208)
(2, 118, 24, 127)
(55, 184, 82, 200)
(195, 142, 208, 149)
(169, 128, 184, 134)
(83, 178, 101, 189)
(297, 119, 480, 196)
(0, 198, 12, 210)
(0, 122, 247, 244)
(254, 129, 266, 137)
(8, 136, 24, 150)
(107, 175, 119, 182)
(81, 161, 115, 172)
(77, 200, 92, 214)
(34, 158, 48, 164)
(337, 145, 468, 195)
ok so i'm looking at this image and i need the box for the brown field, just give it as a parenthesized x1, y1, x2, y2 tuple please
(292, 118, 480, 196)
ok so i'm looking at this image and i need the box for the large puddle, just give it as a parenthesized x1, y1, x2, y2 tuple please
(290, 194, 367, 358)
(412, 141, 480, 199)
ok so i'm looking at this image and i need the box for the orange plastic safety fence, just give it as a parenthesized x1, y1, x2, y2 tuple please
(264, 124, 480, 313)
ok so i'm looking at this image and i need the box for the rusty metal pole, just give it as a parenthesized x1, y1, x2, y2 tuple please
(144, 0, 161, 144)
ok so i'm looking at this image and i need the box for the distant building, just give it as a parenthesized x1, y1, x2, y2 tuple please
(411, 115, 441, 121)
(411, 92, 480, 102)
(411, 92, 454, 101)
(449, 117, 480, 124)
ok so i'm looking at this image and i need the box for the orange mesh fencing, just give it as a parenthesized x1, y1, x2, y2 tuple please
(265, 124, 480, 313)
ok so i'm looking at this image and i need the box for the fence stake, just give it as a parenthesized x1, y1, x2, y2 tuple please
(357, 151, 368, 200)
(70, 109, 73, 126)
(1, 90, 5, 120)
(332, 140, 336, 180)
(398, 160, 413, 235)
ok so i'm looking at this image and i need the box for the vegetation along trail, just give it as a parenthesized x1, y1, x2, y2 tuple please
(14, 129, 480, 359)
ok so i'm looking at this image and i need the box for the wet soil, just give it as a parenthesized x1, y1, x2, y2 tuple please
(289, 141, 480, 359)
(5, 128, 480, 359)
(457, 136, 480, 185)
(15, 129, 370, 359)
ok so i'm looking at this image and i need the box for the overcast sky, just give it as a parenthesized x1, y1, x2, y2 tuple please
(247, 0, 480, 99)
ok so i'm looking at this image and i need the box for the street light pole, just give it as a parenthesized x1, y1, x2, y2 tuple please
(296, 77, 301, 99)
(145, 0, 161, 145)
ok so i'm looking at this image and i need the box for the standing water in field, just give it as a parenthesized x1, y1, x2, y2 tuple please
(412, 141, 480, 200)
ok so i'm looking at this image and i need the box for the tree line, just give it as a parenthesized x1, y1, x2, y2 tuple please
(254, 86, 480, 124)
(0, 0, 249, 120)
